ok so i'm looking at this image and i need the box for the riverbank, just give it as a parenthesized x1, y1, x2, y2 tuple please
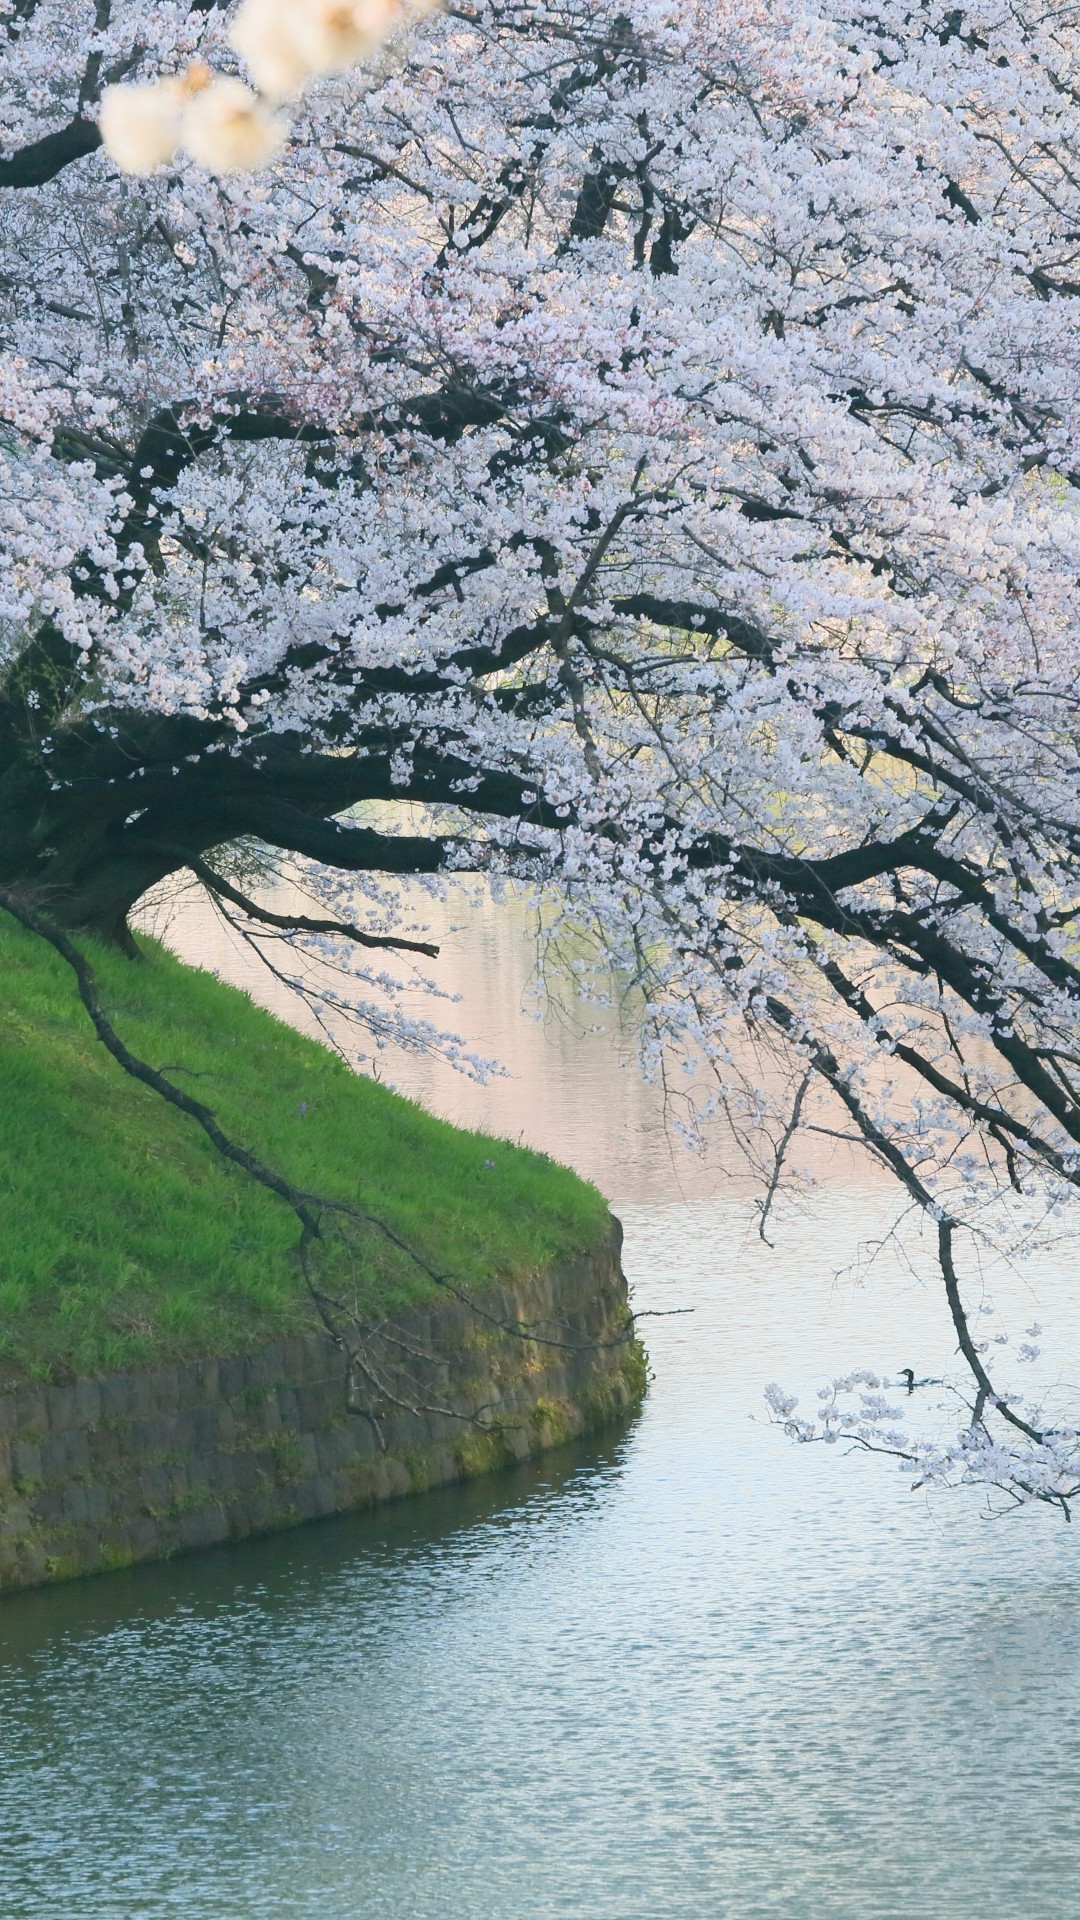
(0, 913, 644, 1588)
(0, 912, 614, 1378)
(0, 1224, 641, 1590)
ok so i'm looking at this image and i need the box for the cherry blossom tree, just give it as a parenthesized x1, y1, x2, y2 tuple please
(5, 0, 1080, 1508)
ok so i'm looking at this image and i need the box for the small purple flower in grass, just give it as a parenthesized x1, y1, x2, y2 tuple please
(299, 1101, 307, 1118)
(484, 1158, 495, 1168)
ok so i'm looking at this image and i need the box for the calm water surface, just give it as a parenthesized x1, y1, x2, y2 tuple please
(2, 891, 1078, 1917)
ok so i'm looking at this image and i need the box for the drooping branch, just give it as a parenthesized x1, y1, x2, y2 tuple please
(762, 987, 1049, 1450)
(0, 886, 323, 1232)
(188, 854, 440, 956)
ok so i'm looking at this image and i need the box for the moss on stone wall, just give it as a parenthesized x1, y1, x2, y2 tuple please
(0, 1223, 644, 1593)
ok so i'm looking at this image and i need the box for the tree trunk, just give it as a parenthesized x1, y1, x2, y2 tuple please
(0, 645, 454, 952)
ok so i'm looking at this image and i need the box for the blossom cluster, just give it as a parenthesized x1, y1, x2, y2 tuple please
(100, 0, 434, 175)
(765, 1359, 1080, 1518)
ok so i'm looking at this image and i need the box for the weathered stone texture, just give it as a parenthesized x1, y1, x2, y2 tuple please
(0, 1220, 643, 1591)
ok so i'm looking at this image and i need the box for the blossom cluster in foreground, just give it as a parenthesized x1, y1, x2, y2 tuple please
(99, 0, 433, 174)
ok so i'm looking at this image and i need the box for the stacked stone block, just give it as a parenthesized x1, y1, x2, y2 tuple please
(0, 1223, 642, 1591)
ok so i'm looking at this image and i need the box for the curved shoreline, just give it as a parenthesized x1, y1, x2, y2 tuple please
(0, 1218, 645, 1592)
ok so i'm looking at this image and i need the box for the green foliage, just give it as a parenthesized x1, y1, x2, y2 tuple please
(0, 914, 610, 1379)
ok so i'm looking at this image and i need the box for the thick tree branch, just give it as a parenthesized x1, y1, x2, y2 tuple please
(0, 115, 101, 187)
(188, 854, 441, 956)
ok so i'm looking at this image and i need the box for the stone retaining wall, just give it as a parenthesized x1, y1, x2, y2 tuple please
(0, 1219, 643, 1592)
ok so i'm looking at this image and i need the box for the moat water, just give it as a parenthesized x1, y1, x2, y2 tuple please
(1, 885, 1078, 1917)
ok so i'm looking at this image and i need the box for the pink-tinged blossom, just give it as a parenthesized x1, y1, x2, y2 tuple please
(181, 78, 289, 172)
(99, 80, 186, 174)
(230, 0, 407, 97)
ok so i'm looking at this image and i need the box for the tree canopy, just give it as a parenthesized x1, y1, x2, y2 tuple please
(5, 0, 1080, 1506)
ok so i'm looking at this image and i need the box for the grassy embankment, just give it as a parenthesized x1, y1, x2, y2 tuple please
(0, 913, 611, 1380)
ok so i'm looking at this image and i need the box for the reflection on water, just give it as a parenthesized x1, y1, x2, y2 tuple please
(0, 888, 1075, 1918)
(137, 873, 871, 1204)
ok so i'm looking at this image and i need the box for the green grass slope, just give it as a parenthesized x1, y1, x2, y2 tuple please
(0, 913, 610, 1380)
